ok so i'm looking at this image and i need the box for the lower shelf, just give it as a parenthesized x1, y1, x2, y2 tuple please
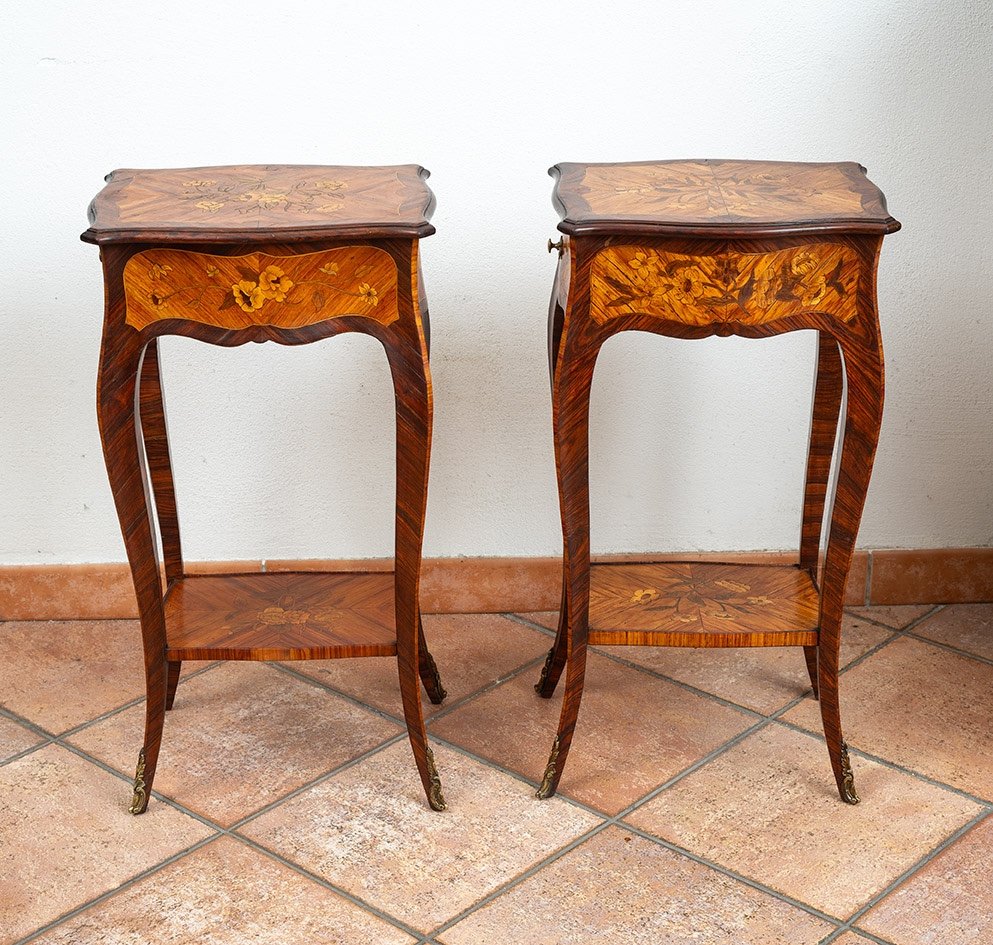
(164, 571, 398, 661)
(588, 562, 820, 647)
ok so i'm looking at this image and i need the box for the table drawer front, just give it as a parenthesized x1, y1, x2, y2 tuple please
(590, 243, 859, 327)
(123, 246, 398, 331)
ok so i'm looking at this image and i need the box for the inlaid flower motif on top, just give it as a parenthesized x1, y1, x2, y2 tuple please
(180, 174, 351, 216)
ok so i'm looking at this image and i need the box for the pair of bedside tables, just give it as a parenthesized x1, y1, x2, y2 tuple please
(83, 159, 899, 813)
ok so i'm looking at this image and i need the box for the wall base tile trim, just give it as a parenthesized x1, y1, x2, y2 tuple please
(0, 549, 989, 621)
(869, 548, 993, 605)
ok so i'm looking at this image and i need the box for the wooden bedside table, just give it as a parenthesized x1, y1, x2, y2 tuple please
(534, 159, 900, 804)
(83, 164, 448, 813)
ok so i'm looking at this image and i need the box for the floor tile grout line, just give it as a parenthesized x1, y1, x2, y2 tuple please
(501, 613, 557, 638)
(427, 655, 551, 724)
(902, 629, 993, 667)
(272, 649, 551, 730)
(425, 654, 551, 725)
(227, 732, 410, 831)
(423, 732, 610, 819)
(427, 729, 851, 940)
(9, 603, 983, 944)
(761, 623, 910, 725)
(0, 704, 62, 741)
(425, 820, 618, 937)
(270, 661, 416, 728)
(0, 737, 57, 768)
(230, 834, 429, 942)
(55, 723, 413, 836)
(611, 714, 776, 819)
(11, 833, 223, 945)
(771, 717, 993, 808)
(505, 612, 794, 720)
(51, 738, 230, 833)
(583, 646, 770, 719)
(613, 821, 846, 927)
(840, 807, 993, 930)
(819, 925, 898, 945)
(901, 602, 945, 630)
(828, 629, 903, 677)
(54, 660, 224, 741)
(25, 735, 426, 944)
(505, 611, 913, 725)
(425, 716, 832, 936)
(431, 760, 990, 944)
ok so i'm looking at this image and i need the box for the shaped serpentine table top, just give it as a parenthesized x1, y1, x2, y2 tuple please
(550, 159, 900, 238)
(82, 164, 436, 245)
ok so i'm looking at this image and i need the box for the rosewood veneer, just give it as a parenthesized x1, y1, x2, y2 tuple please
(535, 159, 900, 805)
(84, 164, 448, 814)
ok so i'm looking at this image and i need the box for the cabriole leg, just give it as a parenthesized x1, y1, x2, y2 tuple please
(98, 329, 169, 814)
(384, 256, 446, 811)
(817, 330, 884, 804)
(536, 335, 599, 799)
(800, 332, 844, 698)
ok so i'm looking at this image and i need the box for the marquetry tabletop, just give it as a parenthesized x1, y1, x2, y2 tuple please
(534, 156, 899, 807)
(86, 161, 448, 814)
(82, 163, 436, 244)
(550, 159, 900, 237)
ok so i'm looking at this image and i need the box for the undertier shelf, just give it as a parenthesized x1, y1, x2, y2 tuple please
(163, 571, 398, 661)
(588, 562, 820, 647)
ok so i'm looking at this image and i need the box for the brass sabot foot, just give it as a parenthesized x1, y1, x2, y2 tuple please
(426, 748, 447, 811)
(128, 748, 148, 815)
(840, 741, 860, 805)
(535, 735, 561, 799)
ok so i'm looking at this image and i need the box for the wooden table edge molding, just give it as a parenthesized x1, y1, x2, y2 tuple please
(85, 163, 448, 815)
(534, 158, 900, 807)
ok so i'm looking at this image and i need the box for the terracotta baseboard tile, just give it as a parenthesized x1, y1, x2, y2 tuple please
(0, 548, 985, 621)
(0, 563, 137, 622)
(869, 548, 993, 605)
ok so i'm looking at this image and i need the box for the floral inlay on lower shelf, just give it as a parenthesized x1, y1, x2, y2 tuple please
(628, 577, 771, 623)
(590, 243, 859, 327)
(123, 246, 398, 331)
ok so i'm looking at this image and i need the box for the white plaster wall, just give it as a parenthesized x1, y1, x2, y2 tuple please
(1, 0, 991, 565)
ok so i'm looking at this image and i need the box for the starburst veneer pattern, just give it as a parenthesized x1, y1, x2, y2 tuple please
(164, 573, 398, 661)
(85, 164, 448, 814)
(588, 563, 819, 647)
(535, 158, 899, 808)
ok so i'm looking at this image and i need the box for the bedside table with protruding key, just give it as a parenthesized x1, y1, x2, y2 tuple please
(534, 159, 900, 806)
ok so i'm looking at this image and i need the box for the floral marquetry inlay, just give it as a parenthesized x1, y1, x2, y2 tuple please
(588, 562, 821, 642)
(83, 164, 436, 243)
(551, 160, 898, 236)
(590, 243, 859, 328)
(123, 246, 397, 331)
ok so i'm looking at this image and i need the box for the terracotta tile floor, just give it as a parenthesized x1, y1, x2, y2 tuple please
(1, 604, 991, 945)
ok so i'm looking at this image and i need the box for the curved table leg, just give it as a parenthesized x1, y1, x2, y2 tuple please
(536, 332, 600, 799)
(139, 338, 185, 710)
(384, 277, 446, 811)
(817, 329, 884, 804)
(799, 332, 844, 697)
(535, 572, 568, 698)
(98, 329, 168, 815)
(418, 615, 447, 705)
(535, 267, 569, 699)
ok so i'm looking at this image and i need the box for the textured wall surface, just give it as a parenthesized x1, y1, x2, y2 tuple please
(1, 1, 991, 564)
